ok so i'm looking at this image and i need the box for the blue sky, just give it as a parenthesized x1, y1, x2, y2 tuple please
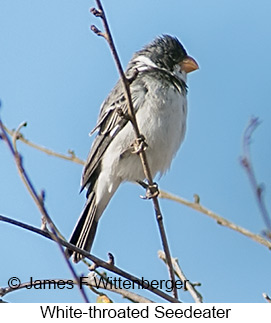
(0, 0, 271, 303)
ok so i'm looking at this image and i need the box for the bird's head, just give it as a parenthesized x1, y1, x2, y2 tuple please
(133, 35, 199, 81)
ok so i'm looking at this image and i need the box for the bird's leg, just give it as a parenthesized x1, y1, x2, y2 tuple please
(132, 134, 148, 154)
(137, 180, 160, 199)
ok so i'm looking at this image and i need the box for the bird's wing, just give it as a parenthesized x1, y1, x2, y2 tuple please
(81, 80, 127, 192)
(80, 63, 182, 194)
(81, 76, 147, 192)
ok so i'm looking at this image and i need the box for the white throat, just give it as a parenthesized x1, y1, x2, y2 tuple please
(133, 55, 159, 72)
(134, 55, 187, 84)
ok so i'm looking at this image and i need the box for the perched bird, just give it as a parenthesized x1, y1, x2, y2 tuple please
(67, 35, 198, 262)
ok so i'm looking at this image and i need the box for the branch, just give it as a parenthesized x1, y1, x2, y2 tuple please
(159, 190, 271, 250)
(3, 119, 270, 250)
(0, 276, 152, 303)
(0, 279, 72, 298)
(158, 251, 203, 303)
(84, 259, 153, 302)
(3, 123, 84, 165)
(263, 293, 271, 303)
(86, 272, 153, 303)
(0, 214, 180, 303)
(0, 119, 89, 303)
(91, 0, 178, 299)
(240, 117, 271, 240)
(4, 120, 271, 251)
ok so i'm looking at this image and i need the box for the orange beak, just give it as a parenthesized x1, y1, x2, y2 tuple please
(180, 56, 199, 73)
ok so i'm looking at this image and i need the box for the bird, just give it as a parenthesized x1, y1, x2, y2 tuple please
(66, 35, 198, 262)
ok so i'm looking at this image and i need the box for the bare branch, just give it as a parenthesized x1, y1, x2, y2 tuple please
(158, 251, 203, 303)
(0, 214, 180, 303)
(107, 252, 115, 266)
(263, 293, 271, 303)
(3, 119, 269, 250)
(3, 123, 84, 165)
(0, 276, 152, 303)
(0, 279, 72, 298)
(91, 0, 178, 299)
(0, 119, 89, 303)
(159, 190, 271, 250)
(240, 117, 271, 239)
(86, 272, 153, 303)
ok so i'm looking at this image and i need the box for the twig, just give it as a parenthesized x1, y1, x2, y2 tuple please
(159, 190, 271, 250)
(240, 117, 271, 239)
(87, 272, 153, 303)
(4, 122, 271, 251)
(91, 0, 178, 299)
(0, 276, 152, 303)
(3, 119, 270, 249)
(158, 251, 203, 303)
(0, 279, 73, 298)
(263, 293, 271, 303)
(3, 124, 84, 165)
(0, 214, 180, 303)
(0, 119, 89, 303)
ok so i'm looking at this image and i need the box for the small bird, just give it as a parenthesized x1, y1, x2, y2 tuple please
(67, 35, 198, 262)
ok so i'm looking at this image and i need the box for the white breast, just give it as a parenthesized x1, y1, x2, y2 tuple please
(136, 85, 187, 176)
(101, 80, 187, 185)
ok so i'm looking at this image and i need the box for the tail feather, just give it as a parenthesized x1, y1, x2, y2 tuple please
(66, 191, 98, 263)
(66, 177, 121, 263)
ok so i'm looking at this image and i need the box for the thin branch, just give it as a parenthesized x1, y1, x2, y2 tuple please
(0, 119, 89, 303)
(240, 117, 271, 239)
(159, 190, 271, 250)
(86, 272, 153, 303)
(158, 251, 203, 303)
(263, 293, 271, 303)
(91, 0, 177, 299)
(0, 279, 73, 298)
(3, 124, 84, 165)
(0, 214, 180, 303)
(0, 276, 152, 303)
(3, 119, 270, 250)
(4, 121, 271, 251)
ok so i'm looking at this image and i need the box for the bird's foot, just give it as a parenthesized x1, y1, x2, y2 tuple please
(132, 135, 148, 154)
(137, 180, 159, 199)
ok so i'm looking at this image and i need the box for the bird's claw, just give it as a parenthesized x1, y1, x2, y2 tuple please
(137, 181, 159, 199)
(132, 135, 148, 154)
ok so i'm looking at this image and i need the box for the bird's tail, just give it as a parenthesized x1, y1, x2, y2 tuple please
(66, 180, 120, 263)
(65, 191, 98, 263)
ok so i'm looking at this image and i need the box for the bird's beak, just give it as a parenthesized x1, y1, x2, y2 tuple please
(180, 56, 199, 73)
